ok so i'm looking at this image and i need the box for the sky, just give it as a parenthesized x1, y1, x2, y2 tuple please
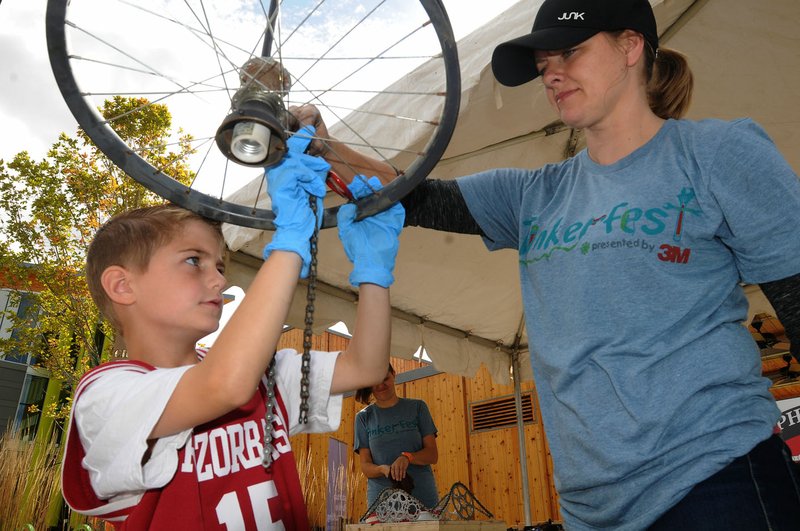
(0, 0, 518, 344)
(0, 0, 520, 165)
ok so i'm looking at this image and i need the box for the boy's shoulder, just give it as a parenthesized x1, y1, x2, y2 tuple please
(75, 359, 156, 398)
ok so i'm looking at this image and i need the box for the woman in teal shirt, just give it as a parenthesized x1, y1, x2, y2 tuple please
(354, 364, 439, 508)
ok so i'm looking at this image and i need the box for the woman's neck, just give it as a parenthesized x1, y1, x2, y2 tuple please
(374, 395, 400, 408)
(584, 107, 665, 166)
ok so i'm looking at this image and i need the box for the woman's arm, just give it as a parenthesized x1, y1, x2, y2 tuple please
(386, 433, 438, 482)
(759, 272, 800, 364)
(289, 104, 483, 235)
(401, 179, 482, 235)
(402, 434, 438, 466)
(288, 104, 397, 184)
(357, 447, 391, 479)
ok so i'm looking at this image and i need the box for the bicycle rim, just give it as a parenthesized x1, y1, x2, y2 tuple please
(46, 0, 460, 229)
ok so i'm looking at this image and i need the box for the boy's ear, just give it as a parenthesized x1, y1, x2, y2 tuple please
(101, 266, 136, 305)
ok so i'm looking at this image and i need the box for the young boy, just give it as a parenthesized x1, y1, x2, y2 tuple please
(61, 127, 404, 529)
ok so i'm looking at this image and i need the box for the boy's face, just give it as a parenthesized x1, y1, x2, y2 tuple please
(129, 219, 227, 342)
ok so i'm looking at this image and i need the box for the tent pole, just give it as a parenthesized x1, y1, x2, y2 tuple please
(512, 350, 533, 526)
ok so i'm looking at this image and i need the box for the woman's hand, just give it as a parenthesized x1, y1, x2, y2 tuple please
(389, 454, 411, 481)
(287, 104, 398, 184)
(288, 104, 330, 157)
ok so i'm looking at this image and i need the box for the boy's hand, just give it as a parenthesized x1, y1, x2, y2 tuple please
(337, 176, 405, 287)
(263, 125, 329, 277)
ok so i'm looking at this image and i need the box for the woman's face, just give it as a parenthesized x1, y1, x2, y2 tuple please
(371, 370, 396, 401)
(534, 32, 639, 130)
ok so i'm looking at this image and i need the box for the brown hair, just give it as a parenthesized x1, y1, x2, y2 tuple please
(85, 204, 223, 333)
(610, 30, 693, 120)
(355, 363, 395, 405)
(644, 44, 693, 119)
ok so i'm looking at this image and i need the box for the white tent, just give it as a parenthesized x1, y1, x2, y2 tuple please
(223, 0, 800, 387)
(220, 1, 799, 523)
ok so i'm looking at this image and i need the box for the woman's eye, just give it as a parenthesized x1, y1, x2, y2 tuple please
(562, 48, 577, 59)
(186, 256, 200, 266)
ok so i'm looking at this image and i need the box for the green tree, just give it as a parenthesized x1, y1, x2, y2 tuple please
(0, 95, 195, 426)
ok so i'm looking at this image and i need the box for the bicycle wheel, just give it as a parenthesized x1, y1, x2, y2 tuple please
(46, 0, 460, 229)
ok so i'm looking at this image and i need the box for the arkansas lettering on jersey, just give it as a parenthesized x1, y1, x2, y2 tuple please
(62, 359, 310, 530)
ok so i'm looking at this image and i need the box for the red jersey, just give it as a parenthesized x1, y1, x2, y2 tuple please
(62, 360, 310, 530)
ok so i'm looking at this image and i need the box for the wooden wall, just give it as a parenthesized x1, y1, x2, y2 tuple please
(279, 329, 560, 528)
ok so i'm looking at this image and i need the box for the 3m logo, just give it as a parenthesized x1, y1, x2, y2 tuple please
(557, 12, 585, 21)
(658, 244, 691, 264)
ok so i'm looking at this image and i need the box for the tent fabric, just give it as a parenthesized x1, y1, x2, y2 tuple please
(222, 0, 800, 385)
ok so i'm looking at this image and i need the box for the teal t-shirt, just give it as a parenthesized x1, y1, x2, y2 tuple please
(354, 398, 439, 508)
(458, 118, 800, 530)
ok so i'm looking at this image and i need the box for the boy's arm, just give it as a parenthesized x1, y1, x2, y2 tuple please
(330, 283, 391, 394)
(151, 251, 303, 438)
(330, 177, 405, 394)
(151, 128, 327, 439)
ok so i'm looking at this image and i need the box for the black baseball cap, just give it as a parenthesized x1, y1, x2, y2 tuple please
(492, 0, 659, 87)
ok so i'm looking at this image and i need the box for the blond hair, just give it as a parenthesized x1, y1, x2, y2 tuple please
(85, 204, 223, 333)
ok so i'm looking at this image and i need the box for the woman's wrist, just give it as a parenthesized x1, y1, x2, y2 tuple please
(401, 451, 414, 463)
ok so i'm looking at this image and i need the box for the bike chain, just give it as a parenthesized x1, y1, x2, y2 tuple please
(299, 193, 317, 424)
(262, 193, 318, 469)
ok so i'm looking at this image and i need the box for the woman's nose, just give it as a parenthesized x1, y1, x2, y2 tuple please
(541, 64, 564, 87)
(538, 55, 567, 85)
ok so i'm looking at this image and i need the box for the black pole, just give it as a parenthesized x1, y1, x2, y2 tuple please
(261, 0, 279, 57)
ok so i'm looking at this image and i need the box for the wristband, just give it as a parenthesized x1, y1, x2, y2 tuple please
(401, 451, 414, 463)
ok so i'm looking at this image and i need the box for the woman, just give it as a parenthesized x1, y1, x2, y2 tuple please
(299, 0, 800, 528)
(353, 364, 439, 508)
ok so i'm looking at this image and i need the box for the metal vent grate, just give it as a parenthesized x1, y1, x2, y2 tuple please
(469, 392, 535, 433)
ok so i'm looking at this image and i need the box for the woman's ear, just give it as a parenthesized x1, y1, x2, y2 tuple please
(101, 265, 135, 305)
(620, 30, 646, 67)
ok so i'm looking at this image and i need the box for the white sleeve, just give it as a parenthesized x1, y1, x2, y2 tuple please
(273, 348, 343, 436)
(74, 365, 193, 499)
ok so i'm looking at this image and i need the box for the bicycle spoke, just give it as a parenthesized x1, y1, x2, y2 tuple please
(47, 0, 460, 229)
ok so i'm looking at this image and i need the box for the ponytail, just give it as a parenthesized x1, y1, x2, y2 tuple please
(646, 46, 694, 119)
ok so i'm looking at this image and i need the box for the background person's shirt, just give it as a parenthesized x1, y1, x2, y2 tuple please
(354, 397, 439, 508)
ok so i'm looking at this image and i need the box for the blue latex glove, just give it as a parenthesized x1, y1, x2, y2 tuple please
(263, 125, 329, 278)
(337, 176, 405, 287)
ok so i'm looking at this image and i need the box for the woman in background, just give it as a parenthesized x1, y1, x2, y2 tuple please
(354, 364, 440, 508)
